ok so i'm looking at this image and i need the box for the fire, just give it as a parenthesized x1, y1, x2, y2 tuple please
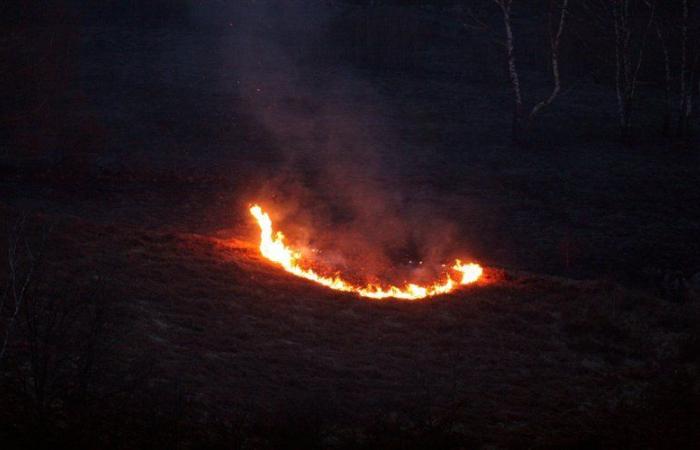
(249, 204, 482, 300)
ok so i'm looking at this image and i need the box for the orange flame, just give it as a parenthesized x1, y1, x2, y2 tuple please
(250, 204, 482, 300)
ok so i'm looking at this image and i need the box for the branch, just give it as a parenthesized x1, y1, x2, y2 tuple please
(531, 0, 570, 119)
(460, 6, 490, 32)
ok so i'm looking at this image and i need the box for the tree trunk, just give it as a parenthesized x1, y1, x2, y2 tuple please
(494, 0, 568, 146)
(656, 20, 672, 137)
(495, 0, 524, 144)
(511, 104, 527, 145)
(678, 0, 692, 139)
(611, 0, 654, 143)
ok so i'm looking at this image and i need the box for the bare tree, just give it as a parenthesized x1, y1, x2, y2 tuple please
(677, 0, 699, 138)
(0, 215, 114, 427)
(0, 216, 47, 364)
(577, 0, 658, 140)
(612, 0, 656, 140)
(644, 0, 699, 140)
(16, 281, 111, 423)
(651, 2, 673, 137)
(492, 0, 570, 144)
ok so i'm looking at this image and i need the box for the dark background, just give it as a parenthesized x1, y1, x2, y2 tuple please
(1, 1, 699, 448)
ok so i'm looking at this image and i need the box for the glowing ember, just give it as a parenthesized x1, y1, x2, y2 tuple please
(249, 204, 483, 300)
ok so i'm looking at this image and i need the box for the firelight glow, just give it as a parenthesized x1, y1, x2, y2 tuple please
(249, 204, 483, 300)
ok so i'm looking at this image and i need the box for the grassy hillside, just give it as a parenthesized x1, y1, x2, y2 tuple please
(1, 202, 697, 448)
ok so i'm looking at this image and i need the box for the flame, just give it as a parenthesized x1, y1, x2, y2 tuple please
(249, 204, 482, 300)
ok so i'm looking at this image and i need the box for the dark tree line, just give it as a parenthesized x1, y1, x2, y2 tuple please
(340, 0, 700, 146)
(1, 0, 698, 155)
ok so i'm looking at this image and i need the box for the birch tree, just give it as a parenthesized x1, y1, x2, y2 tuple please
(577, 0, 657, 140)
(651, 2, 673, 136)
(645, 0, 699, 139)
(612, 0, 656, 140)
(677, 0, 699, 138)
(492, 0, 570, 144)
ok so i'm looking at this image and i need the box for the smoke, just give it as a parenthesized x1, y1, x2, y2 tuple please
(207, 1, 463, 283)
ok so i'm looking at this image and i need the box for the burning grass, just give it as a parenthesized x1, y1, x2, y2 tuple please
(0, 205, 698, 448)
(249, 204, 483, 300)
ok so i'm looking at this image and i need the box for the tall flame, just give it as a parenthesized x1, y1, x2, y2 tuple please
(249, 205, 482, 300)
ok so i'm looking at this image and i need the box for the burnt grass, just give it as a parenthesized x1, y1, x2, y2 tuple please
(2, 2, 700, 449)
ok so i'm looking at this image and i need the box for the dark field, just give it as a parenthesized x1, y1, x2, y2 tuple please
(1, 1, 699, 448)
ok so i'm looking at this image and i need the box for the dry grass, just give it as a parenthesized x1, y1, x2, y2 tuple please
(1, 204, 697, 448)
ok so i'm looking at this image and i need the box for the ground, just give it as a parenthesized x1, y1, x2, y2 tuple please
(0, 199, 698, 448)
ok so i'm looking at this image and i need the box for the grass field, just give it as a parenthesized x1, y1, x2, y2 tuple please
(1, 198, 698, 448)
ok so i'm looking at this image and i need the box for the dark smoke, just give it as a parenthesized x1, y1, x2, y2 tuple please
(211, 0, 466, 283)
